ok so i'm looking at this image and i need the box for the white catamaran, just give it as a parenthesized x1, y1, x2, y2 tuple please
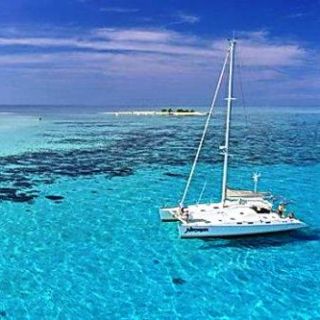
(159, 39, 306, 238)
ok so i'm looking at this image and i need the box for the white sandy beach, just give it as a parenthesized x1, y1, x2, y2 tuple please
(102, 111, 207, 116)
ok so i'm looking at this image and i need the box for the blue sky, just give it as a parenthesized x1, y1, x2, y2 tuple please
(0, 0, 319, 107)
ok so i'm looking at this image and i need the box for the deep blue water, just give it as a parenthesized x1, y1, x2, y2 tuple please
(0, 105, 319, 319)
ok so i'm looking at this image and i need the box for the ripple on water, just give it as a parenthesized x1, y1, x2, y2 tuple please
(0, 110, 319, 319)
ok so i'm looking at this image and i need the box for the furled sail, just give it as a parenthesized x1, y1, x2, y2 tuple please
(226, 187, 269, 199)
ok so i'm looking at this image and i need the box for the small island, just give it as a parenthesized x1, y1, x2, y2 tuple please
(103, 108, 207, 117)
(161, 108, 195, 114)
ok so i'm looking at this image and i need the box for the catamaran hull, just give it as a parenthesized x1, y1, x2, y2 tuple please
(179, 222, 306, 238)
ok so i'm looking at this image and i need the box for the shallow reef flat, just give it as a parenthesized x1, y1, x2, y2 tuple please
(102, 110, 207, 116)
(0, 106, 319, 319)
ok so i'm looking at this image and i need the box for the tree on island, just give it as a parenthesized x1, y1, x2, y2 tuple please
(176, 108, 195, 113)
(160, 108, 195, 114)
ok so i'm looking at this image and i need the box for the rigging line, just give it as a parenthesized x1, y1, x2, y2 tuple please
(236, 46, 253, 182)
(237, 46, 249, 130)
(180, 49, 230, 207)
(237, 47, 261, 181)
(197, 181, 208, 204)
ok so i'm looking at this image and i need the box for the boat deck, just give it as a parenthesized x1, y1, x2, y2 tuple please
(160, 201, 306, 238)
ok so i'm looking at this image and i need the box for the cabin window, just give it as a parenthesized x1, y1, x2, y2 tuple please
(251, 206, 271, 214)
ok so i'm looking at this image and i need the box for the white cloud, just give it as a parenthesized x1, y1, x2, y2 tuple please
(92, 28, 175, 42)
(212, 31, 306, 67)
(0, 28, 306, 68)
(0, 27, 314, 103)
(174, 13, 200, 24)
(286, 12, 310, 19)
(0, 53, 52, 65)
(0, 37, 79, 47)
(99, 7, 139, 13)
(0, 31, 215, 58)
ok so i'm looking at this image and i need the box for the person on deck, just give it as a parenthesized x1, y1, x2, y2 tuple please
(180, 206, 190, 222)
(277, 203, 286, 218)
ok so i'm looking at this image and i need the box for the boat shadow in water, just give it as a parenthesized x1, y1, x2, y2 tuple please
(199, 228, 320, 250)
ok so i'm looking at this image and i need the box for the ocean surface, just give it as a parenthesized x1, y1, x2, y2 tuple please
(0, 105, 319, 319)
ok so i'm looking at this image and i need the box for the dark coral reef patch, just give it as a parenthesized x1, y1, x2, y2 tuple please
(45, 195, 64, 201)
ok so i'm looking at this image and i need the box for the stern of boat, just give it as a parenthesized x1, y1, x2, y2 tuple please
(159, 207, 180, 222)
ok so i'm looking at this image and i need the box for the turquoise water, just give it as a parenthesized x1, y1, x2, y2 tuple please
(0, 106, 319, 319)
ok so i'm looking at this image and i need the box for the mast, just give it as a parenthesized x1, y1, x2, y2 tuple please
(179, 47, 230, 208)
(221, 39, 236, 204)
(253, 172, 261, 193)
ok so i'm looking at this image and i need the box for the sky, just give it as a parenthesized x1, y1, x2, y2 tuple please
(0, 0, 319, 107)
